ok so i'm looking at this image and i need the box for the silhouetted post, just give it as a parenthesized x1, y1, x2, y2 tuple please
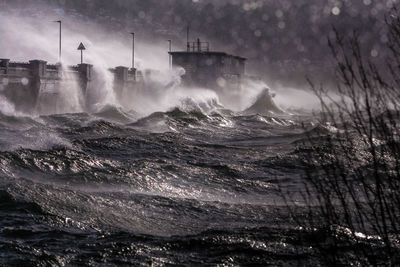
(131, 32, 135, 70)
(187, 25, 190, 51)
(197, 38, 201, 52)
(54, 20, 62, 63)
(77, 42, 86, 64)
(167, 40, 172, 69)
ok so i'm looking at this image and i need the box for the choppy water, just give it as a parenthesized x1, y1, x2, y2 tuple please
(0, 94, 388, 266)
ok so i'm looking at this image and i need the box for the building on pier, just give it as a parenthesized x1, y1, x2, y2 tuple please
(169, 38, 246, 90)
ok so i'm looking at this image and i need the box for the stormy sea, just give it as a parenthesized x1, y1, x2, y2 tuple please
(3, 0, 400, 265)
(0, 83, 387, 266)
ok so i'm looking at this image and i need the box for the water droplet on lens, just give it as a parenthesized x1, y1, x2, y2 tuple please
(21, 77, 29, 85)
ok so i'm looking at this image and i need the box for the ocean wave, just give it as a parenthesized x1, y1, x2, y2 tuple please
(93, 104, 138, 124)
(0, 189, 45, 214)
(242, 88, 288, 116)
(303, 123, 340, 136)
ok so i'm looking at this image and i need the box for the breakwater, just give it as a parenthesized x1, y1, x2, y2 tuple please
(0, 58, 140, 114)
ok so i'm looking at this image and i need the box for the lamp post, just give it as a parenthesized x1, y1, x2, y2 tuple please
(186, 25, 190, 51)
(131, 32, 135, 70)
(54, 20, 62, 63)
(167, 40, 172, 69)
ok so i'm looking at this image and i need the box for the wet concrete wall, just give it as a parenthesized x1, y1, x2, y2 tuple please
(0, 58, 140, 114)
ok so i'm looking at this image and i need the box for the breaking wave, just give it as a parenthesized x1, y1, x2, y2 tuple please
(243, 88, 288, 116)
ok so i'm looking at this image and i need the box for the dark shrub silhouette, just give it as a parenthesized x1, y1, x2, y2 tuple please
(285, 7, 400, 266)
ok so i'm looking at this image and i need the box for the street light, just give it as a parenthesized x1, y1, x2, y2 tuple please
(131, 32, 135, 70)
(167, 40, 172, 69)
(53, 20, 62, 63)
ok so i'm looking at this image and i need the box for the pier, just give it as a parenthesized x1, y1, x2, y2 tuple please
(0, 58, 139, 113)
(0, 33, 247, 114)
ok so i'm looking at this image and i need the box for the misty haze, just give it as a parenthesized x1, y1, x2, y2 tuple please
(0, 0, 400, 266)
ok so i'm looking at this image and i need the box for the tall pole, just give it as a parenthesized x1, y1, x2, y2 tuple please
(131, 32, 135, 70)
(167, 40, 172, 69)
(59, 21, 62, 62)
(54, 20, 62, 63)
(81, 49, 83, 64)
(186, 25, 190, 52)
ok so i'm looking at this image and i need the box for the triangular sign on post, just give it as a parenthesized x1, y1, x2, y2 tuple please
(77, 42, 86, 64)
(77, 42, 86, 50)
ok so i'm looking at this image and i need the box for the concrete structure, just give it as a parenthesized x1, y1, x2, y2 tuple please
(0, 59, 63, 113)
(169, 39, 246, 90)
(110, 66, 137, 105)
(0, 38, 245, 114)
(0, 58, 140, 114)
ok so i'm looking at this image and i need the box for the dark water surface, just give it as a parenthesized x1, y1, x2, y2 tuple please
(0, 105, 345, 266)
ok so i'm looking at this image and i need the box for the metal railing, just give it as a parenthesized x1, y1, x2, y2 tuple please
(47, 64, 60, 70)
(8, 62, 30, 69)
(187, 40, 210, 52)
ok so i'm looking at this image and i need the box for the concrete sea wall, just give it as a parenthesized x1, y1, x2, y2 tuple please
(0, 58, 140, 114)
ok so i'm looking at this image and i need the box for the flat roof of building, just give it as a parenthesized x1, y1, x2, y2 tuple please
(169, 51, 246, 61)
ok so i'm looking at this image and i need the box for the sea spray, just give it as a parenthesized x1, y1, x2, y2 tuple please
(85, 66, 117, 113)
(0, 9, 314, 118)
(0, 11, 282, 117)
(56, 66, 84, 114)
(243, 88, 288, 115)
(0, 94, 16, 116)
